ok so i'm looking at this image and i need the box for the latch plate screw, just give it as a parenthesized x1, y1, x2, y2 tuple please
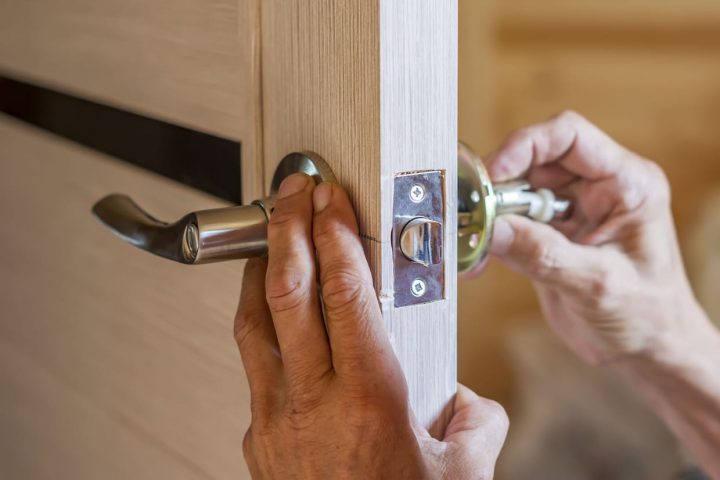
(409, 184, 426, 203)
(411, 278, 427, 298)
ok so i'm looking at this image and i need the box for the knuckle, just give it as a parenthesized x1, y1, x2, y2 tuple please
(341, 392, 405, 427)
(486, 400, 510, 433)
(265, 266, 311, 314)
(287, 363, 332, 393)
(589, 268, 612, 299)
(505, 126, 532, 146)
(644, 160, 671, 204)
(321, 268, 370, 314)
(617, 156, 671, 212)
(249, 401, 277, 434)
(556, 109, 583, 123)
(340, 352, 377, 381)
(587, 267, 619, 311)
(341, 369, 409, 414)
(233, 310, 266, 349)
(242, 429, 254, 461)
(314, 219, 359, 251)
(283, 395, 325, 430)
(268, 207, 304, 236)
(249, 398, 275, 430)
(526, 243, 560, 278)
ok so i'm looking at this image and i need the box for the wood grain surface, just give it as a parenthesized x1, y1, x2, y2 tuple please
(1, 1, 460, 476)
(261, 0, 458, 436)
(0, 116, 251, 479)
(0, 0, 264, 204)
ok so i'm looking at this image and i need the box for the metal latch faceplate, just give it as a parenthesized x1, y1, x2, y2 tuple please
(393, 171, 445, 308)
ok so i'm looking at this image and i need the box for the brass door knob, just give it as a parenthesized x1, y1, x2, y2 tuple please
(457, 143, 571, 275)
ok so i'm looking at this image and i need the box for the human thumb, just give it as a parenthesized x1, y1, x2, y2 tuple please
(441, 384, 508, 479)
(490, 215, 603, 292)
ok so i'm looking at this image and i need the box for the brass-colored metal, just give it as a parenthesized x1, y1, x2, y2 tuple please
(92, 153, 336, 265)
(457, 143, 572, 275)
(458, 142, 497, 275)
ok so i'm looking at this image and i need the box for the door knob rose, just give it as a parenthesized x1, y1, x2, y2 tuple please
(457, 143, 571, 276)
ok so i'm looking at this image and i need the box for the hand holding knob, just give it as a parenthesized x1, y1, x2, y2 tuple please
(457, 143, 572, 275)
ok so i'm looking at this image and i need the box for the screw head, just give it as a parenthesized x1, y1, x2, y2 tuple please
(409, 184, 426, 203)
(411, 278, 427, 298)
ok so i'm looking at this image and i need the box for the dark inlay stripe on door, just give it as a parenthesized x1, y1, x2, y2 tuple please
(0, 74, 242, 203)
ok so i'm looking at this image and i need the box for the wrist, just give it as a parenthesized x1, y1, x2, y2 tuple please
(614, 296, 720, 382)
(608, 299, 720, 477)
(608, 292, 720, 413)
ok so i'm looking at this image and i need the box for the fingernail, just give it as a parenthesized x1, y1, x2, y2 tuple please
(313, 182, 333, 212)
(490, 217, 514, 255)
(278, 173, 309, 199)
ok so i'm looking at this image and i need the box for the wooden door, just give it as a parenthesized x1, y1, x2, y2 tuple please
(0, 1, 458, 477)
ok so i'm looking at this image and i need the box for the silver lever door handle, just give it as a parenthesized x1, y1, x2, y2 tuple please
(92, 195, 269, 264)
(92, 152, 336, 265)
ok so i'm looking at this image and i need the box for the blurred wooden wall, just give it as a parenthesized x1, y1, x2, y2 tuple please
(458, 0, 720, 404)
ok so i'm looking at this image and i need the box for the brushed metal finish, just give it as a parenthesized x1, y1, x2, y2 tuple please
(192, 206, 269, 263)
(495, 181, 571, 222)
(253, 152, 337, 217)
(92, 153, 336, 265)
(92, 194, 268, 264)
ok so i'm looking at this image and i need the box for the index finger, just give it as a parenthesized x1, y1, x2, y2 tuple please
(234, 258, 282, 406)
(311, 182, 396, 375)
(265, 174, 333, 387)
(484, 110, 627, 183)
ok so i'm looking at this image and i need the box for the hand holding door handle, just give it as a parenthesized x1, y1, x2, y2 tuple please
(92, 146, 571, 272)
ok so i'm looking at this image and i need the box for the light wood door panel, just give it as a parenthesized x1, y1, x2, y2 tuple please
(0, 0, 257, 142)
(0, 0, 460, 476)
(0, 0, 264, 202)
(262, 0, 458, 435)
(0, 116, 251, 479)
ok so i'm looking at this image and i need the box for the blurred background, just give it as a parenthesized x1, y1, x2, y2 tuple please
(458, 0, 720, 478)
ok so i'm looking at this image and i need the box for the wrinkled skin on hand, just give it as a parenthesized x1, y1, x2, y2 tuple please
(483, 110, 700, 365)
(235, 174, 508, 479)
